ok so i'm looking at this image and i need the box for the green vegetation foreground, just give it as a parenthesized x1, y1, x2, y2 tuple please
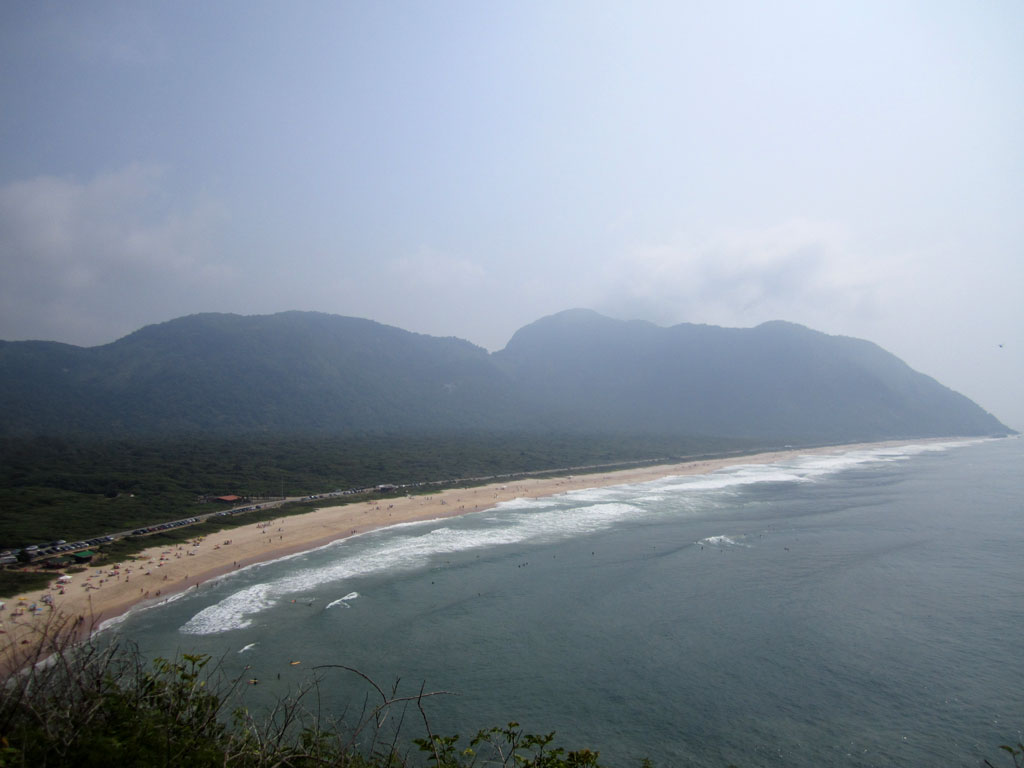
(2, 618, 1021, 768)
(0, 617, 616, 768)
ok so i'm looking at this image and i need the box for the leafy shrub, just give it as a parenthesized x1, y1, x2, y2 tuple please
(0, 619, 612, 767)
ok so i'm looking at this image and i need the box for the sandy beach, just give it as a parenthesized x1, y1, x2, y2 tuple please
(0, 441, 908, 667)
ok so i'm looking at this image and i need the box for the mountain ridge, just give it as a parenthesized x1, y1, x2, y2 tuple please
(0, 309, 1011, 441)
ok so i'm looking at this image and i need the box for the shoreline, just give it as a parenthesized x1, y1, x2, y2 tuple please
(0, 438, 950, 667)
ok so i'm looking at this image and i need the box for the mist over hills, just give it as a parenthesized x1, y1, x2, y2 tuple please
(0, 309, 1010, 443)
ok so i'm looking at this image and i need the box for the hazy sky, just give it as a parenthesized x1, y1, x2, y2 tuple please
(2, 1, 1022, 428)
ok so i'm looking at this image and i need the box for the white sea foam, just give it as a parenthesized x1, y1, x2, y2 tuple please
(700, 535, 747, 548)
(180, 501, 644, 635)
(492, 496, 561, 513)
(651, 440, 968, 496)
(96, 586, 192, 634)
(563, 486, 627, 503)
(179, 440, 974, 635)
(181, 584, 275, 634)
(325, 591, 360, 609)
(654, 466, 810, 494)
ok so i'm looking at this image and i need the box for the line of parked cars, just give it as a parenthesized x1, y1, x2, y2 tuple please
(131, 517, 200, 536)
(0, 536, 115, 564)
(2, 490, 372, 566)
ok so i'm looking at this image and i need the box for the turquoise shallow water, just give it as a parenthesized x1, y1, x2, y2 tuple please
(109, 437, 1024, 766)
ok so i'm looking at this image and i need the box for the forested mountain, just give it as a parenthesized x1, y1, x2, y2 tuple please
(0, 312, 530, 436)
(0, 309, 1010, 442)
(493, 309, 1009, 441)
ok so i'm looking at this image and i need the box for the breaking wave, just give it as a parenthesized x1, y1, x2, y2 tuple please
(180, 440, 975, 635)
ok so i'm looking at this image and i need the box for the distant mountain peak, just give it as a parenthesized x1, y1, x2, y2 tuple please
(0, 310, 1012, 440)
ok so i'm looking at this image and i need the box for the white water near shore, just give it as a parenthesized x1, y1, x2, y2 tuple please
(107, 437, 1023, 767)
(177, 440, 977, 637)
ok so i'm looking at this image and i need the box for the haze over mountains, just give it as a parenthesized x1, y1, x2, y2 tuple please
(0, 310, 1010, 443)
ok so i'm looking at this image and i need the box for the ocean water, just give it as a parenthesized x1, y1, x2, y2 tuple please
(108, 437, 1024, 766)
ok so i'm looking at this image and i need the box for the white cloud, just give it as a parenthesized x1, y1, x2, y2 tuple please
(593, 219, 889, 334)
(0, 165, 231, 345)
(582, 218, 1022, 427)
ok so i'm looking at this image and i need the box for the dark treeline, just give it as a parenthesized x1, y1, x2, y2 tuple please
(0, 432, 765, 549)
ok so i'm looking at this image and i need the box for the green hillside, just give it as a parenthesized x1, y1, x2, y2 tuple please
(0, 309, 1010, 441)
